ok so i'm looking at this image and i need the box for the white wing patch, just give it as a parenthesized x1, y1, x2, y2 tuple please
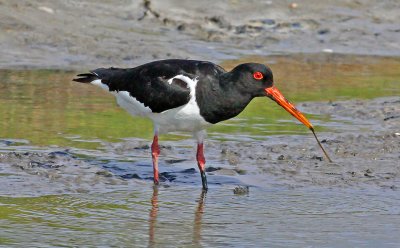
(153, 74, 210, 133)
(167, 74, 199, 98)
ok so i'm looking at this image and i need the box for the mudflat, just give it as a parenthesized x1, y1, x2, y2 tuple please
(1, 0, 399, 69)
(1, 2, 400, 246)
(0, 0, 399, 192)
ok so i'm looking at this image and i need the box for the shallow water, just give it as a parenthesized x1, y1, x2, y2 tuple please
(1, 186, 400, 247)
(1, 54, 400, 247)
(1, 54, 399, 148)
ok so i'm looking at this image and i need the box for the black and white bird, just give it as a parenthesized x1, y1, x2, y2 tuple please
(73, 59, 317, 190)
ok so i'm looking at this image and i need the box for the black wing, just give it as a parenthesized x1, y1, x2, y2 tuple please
(73, 60, 225, 113)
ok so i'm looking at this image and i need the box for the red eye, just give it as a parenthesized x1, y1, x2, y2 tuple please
(253, 71, 263, 80)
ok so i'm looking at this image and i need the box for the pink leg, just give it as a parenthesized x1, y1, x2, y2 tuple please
(151, 135, 160, 185)
(197, 143, 208, 190)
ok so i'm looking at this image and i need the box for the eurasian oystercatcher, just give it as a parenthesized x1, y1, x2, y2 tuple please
(73, 59, 331, 190)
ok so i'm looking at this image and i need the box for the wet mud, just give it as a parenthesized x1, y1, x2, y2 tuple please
(221, 97, 400, 189)
(1, 97, 398, 195)
(1, 1, 399, 69)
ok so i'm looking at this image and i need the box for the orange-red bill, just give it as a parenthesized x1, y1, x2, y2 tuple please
(265, 86, 333, 162)
(265, 86, 313, 129)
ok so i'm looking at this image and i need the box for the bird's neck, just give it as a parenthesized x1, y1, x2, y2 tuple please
(195, 75, 253, 124)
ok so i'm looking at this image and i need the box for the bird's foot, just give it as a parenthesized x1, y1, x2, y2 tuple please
(201, 171, 208, 191)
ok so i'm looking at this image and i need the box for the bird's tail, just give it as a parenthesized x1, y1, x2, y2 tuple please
(73, 68, 127, 85)
(73, 72, 99, 83)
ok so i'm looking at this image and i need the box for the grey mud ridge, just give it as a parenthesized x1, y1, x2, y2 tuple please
(1, 97, 399, 195)
(0, 0, 399, 69)
(0, 1, 399, 194)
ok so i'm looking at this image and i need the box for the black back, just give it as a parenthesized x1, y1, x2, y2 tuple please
(74, 60, 226, 113)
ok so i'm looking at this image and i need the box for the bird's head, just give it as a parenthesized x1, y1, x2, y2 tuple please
(231, 63, 313, 129)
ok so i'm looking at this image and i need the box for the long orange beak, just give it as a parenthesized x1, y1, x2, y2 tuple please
(265, 86, 313, 129)
(265, 86, 333, 162)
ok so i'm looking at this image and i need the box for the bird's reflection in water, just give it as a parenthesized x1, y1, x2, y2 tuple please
(148, 187, 207, 247)
(148, 186, 159, 248)
(193, 190, 206, 246)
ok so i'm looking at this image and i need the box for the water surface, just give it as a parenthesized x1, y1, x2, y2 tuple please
(1, 54, 399, 148)
(1, 186, 399, 247)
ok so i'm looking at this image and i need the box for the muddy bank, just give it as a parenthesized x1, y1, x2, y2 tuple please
(1, 96, 398, 195)
(0, 150, 142, 196)
(218, 97, 400, 189)
(1, 0, 399, 69)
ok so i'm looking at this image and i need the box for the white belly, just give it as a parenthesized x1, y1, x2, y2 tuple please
(150, 99, 212, 133)
(114, 91, 211, 133)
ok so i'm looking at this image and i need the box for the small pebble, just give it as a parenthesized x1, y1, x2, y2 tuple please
(233, 185, 249, 195)
(38, 6, 54, 14)
(318, 29, 330, 35)
(95, 170, 113, 177)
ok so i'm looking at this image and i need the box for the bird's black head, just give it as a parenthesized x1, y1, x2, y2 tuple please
(227, 63, 274, 97)
(225, 62, 314, 130)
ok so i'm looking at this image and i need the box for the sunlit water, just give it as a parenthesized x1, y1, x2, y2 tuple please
(1, 186, 400, 247)
(1, 54, 399, 148)
(1, 54, 400, 247)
